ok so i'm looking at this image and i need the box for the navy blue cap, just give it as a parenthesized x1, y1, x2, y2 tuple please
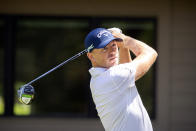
(84, 28, 122, 52)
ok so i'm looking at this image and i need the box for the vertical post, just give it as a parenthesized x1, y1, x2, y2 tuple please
(3, 16, 16, 116)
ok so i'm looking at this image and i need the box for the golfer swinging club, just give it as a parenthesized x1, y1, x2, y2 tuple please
(84, 27, 158, 131)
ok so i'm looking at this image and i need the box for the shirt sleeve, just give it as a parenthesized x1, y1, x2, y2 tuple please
(110, 62, 136, 88)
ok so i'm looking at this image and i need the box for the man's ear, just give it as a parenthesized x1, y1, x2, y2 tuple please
(87, 52, 94, 62)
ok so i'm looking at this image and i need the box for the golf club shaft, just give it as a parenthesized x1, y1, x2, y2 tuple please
(26, 49, 88, 85)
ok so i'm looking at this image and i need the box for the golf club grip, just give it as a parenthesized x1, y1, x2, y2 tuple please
(26, 49, 88, 85)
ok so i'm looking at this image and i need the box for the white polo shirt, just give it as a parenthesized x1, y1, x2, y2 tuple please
(89, 63, 153, 131)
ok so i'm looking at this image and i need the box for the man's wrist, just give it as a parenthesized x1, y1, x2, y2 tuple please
(123, 36, 134, 48)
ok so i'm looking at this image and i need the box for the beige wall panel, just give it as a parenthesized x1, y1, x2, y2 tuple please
(171, 0, 196, 130)
(1, 0, 162, 16)
(153, 1, 173, 131)
(0, 118, 104, 131)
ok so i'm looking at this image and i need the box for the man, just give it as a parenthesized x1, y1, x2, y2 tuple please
(84, 27, 158, 131)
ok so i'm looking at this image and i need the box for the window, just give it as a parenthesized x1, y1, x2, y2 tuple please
(1, 16, 156, 119)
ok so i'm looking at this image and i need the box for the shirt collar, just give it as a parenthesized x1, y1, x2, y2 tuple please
(89, 67, 107, 77)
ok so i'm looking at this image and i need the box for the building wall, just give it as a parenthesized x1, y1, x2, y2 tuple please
(170, 0, 196, 131)
(0, 0, 196, 131)
(0, 118, 104, 131)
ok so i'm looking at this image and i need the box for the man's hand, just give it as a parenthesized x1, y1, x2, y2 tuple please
(108, 28, 132, 64)
(108, 28, 126, 48)
(108, 28, 133, 49)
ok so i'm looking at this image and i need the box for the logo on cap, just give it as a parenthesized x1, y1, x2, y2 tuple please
(87, 44, 94, 52)
(97, 30, 109, 38)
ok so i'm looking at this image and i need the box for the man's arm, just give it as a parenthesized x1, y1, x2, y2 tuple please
(124, 36, 158, 81)
(118, 45, 132, 64)
(111, 30, 158, 81)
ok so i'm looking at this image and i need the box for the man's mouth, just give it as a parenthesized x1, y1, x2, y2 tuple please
(109, 55, 118, 61)
(109, 57, 117, 60)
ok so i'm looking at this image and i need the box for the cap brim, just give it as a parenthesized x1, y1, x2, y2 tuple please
(96, 37, 123, 49)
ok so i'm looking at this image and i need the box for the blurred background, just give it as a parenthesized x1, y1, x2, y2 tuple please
(0, 0, 195, 131)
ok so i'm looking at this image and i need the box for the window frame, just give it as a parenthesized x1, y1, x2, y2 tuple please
(0, 14, 157, 119)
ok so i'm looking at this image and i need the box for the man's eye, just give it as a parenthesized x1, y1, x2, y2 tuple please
(103, 47, 108, 51)
(112, 43, 116, 46)
(102, 47, 108, 52)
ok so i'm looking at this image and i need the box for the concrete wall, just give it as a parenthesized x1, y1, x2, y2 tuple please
(0, 0, 196, 131)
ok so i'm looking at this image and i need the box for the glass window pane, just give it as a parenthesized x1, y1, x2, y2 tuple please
(15, 18, 90, 116)
(0, 19, 5, 115)
(101, 19, 156, 118)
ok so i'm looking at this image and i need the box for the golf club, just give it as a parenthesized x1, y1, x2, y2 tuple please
(18, 49, 88, 105)
(17, 28, 121, 105)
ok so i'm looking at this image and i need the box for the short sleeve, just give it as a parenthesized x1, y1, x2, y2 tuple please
(109, 62, 136, 88)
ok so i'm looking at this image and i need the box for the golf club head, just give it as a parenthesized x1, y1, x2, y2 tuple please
(17, 84, 35, 105)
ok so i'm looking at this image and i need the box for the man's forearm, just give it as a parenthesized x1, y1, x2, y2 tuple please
(124, 36, 153, 56)
(119, 47, 132, 64)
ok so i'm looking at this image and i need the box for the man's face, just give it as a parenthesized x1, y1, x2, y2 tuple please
(88, 41, 119, 68)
